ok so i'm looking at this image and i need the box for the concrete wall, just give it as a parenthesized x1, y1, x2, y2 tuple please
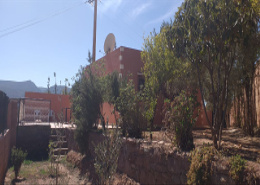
(0, 99, 18, 184)
(16, 125, 51, 160)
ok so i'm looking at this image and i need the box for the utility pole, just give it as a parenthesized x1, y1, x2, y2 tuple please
(88, 0, 97, 63)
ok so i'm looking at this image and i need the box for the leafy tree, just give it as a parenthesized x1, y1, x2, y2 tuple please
(170, 0, 259, 148)
(71, 52, 103, 154)
(142, 25, 196, 139)
(230, 0, 260, 136)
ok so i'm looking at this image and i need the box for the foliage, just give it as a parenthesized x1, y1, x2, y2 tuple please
(116, 81, 147, 138)
(229, 155, 246, 185)
(187, 145, 218, 185)
(163, 90, 199, 151)
(11, 147, 27, 179)
(104, 71, 120, 105)
(71, 64, 103, 154)
(170, 0, 260, 148)
(94, 130, 122, 184)
(142, 25, 197, 138)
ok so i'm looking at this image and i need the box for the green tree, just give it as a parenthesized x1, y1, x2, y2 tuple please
(142, 25, 196, 139)
(71, 52, 103, 154)
(171, 0, 259, 149)
(230, 0, 260, 136)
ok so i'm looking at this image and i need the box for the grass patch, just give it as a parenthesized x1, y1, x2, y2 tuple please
(7, 160, 50, 180)
(23, 160, 33, 165)
(39, 168, 48, 176)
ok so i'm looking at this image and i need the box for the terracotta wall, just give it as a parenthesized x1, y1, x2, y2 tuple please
(152, 90, 211, 129)
(25, 92, 71, 122)
(0, 99, 18, 184)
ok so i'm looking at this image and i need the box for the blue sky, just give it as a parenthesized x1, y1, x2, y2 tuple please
(0, 0, 183, 88)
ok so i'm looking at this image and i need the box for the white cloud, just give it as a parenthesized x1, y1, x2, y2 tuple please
(131, 2, 151, 19)
(99, 0, 123, 14)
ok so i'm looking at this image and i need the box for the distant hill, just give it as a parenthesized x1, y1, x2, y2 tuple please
(0, 80, 40, 98)
(39, 85, 71, 94)
(0, 80, 71, 98)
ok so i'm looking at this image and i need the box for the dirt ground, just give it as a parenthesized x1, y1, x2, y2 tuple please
(4, 159, 90, 185)
(144, 127, 260, 161)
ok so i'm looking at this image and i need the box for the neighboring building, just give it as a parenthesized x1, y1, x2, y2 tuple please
(90, 46, 144, 125)
(24, 92, 71, 123)
(90, 46, 211, 128)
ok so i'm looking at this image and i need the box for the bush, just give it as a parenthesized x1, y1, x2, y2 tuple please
(163, 90, 199, 151)
(94, 130, 122, 184)
(11, 147, 27, 179)
(187, 145, 217, 185)
(229, 154, 246, 185)
(116, 81, 147, 138)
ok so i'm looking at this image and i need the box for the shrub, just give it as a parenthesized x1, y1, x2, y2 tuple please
(163, 90, 199, 151)
(229, 154, 246, 185)
(11, 147, 27, 179)
(187, 145, 217, 185)
(94, 130, 122, 184)
(116, 81, 147, 138)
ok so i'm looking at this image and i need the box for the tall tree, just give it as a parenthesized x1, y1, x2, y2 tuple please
(142, 25, 196, 138)
(231, 0, 260, 136)
(71, 52, 103, 154)
(171, 0, 259, 148)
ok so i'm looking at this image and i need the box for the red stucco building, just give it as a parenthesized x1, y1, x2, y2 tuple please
(92, 46, 145, 125)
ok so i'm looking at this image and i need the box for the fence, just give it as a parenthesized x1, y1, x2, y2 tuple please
(0, 91, 9, 134)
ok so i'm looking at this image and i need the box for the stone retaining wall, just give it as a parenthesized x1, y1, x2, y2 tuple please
(67, 130, 259, 184)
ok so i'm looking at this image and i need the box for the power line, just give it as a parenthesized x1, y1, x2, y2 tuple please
(0, 1, 84, 39)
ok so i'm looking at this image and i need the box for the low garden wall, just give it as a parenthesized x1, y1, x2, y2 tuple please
(17, 125, 51, 160)
(0, 99, 18, 184)
(0, 130, 11, 184)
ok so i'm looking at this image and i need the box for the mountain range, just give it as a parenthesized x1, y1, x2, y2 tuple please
(0, 80, 71, 98)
